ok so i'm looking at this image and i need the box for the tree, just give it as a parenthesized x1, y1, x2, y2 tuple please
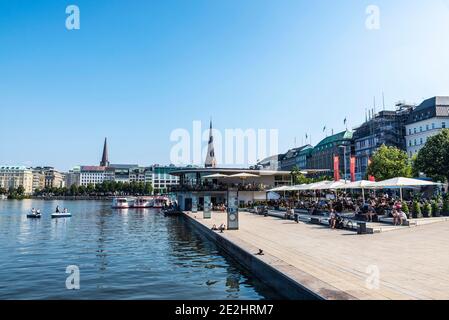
(291, 166, 311, 185)
(431, 201, 440, 217)
(413, 201, 422, 219)
(16, 185, 25, 196)
(0, 187, 7, 195)
(367, 145, 412, 181)
(414, 129, 449, 183)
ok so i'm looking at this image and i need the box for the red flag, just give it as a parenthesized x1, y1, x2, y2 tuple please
(350, 156, 356, 182)
(368, 158, 375, 182)
(333, 155, 340, 181)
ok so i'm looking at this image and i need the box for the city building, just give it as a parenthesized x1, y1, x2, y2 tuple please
(152, 165, 182, 194)
(65, 166, 81, 188)
(32, 168, 46, 192)
(79, 166, 109, 186)
(405, 96, 449, 157)
(0, 166, 34, 194)
(255, 154, 283, 171)
(308, 131, 354, 180)
(280, 145, 313, 171)
(353, 103, 414, 180)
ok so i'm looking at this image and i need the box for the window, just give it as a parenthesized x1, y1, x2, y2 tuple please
(420, 138, 423, 145)
(409, 140, 412, 147)
(420, 126, 422, 132)
(414, 139, 417, 146)
(443, 122, 446, 129)
(432, 123, 435, 129)
(409, 129, 411, 135)
(426, 125, 429, 131)
(414, 128, 417, 134)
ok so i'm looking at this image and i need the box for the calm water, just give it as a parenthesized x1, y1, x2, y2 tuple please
(0, 200, 280, 300)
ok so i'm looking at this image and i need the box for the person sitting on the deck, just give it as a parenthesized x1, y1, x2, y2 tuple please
(219, 224, 226, 233)
(211, 224, 218, 231)
(329, 209, 337, 229)
(397, 209, 408, 226)
(392, 209, 400, 225)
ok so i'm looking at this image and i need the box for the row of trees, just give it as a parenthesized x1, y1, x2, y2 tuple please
(35, 181, 153, 197)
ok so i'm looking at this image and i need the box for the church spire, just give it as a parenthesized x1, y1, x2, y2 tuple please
(100, 138, 110, 167)
(205, 119, 217, 168)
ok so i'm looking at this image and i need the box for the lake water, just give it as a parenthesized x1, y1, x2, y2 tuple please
(0, 200, 280, 300)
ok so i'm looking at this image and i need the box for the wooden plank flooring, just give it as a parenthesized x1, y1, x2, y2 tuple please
(184, 211, 449, 300)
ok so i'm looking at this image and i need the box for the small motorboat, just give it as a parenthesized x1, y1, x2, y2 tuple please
(51, 212, 72, 218)
(27, 213, 42, 219)
(130, 197, 152, 208)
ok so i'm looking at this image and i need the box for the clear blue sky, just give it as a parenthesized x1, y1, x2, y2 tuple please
(1, 0, 449, 171)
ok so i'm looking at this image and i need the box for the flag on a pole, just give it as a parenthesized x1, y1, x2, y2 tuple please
(344, 118, 347, 125)
(323, 126, 326, 132)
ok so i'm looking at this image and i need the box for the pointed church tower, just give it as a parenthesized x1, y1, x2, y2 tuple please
(205, 120, 217, 168)
(100, 138, 110, 167)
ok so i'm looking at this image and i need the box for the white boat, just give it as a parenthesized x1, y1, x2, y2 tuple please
(112, 197, 130, 209)
(152, 196, 169, 208)
(51, 212, 72, 218)
(27, 213, 42, 219)
(0, 195, 7, 200)
(130, 197, 152, 208)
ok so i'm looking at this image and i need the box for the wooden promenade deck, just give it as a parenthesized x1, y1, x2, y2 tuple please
(184, 211, 449, 300)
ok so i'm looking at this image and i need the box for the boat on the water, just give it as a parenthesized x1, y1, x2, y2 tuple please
(112, 197, 130, 209)
(0, 195, 7, 200)
(153, 196, 169, 208)
(27, 213, 42, 219)
(51, 212, 72, 218)
(130, 197, 152, 208)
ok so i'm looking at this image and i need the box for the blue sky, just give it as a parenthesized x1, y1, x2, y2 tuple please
(1, 0, 449, 171)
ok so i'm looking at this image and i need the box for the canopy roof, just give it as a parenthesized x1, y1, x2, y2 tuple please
(370, 177, 440, 188)
(202, 173, 229, 179)
(227, 173, 260, 178)
(334, 180, 376, 190)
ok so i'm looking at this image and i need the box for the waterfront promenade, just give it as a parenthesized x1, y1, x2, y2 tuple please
(184, 211, 449, 300)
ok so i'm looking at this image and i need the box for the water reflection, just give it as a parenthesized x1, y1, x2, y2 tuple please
(0, 200, 280, 300)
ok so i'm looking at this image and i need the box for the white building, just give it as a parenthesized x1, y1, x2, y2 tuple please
(79, 166, 108, 186)
(0, 166, 34, 194)
(405, 96, 449, 157)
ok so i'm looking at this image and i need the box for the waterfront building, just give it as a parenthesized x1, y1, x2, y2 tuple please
(170, 168, 292, 210)
(405, 96, 449, 157)
(308, 131, 353, 180)
(32, 168, 46, 192)
(65, 166, 81, 188)
(79, 166, 108, 186)
(353, 103, 414, 180)
(280, 145, 313, 171)
(151, 164, 182, 194)
(43, 167, 64, 188)
(0, 166, 34, 194)
(255, 154, 283, 171)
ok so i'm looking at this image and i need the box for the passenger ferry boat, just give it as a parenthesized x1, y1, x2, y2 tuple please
(130, 197, 152, 208)
(152, 196, 169, 208)
(112, 197, 130, 209)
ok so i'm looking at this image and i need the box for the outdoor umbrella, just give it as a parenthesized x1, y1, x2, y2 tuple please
(334, 180, 376, 202)
(369, 177, 439, 201)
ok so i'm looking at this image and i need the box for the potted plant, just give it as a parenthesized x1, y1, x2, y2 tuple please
(432, 201, 440, 217)
(412, 201, 422, 219)
(443, 198, 449, 216)
(423, 202, 432, 218)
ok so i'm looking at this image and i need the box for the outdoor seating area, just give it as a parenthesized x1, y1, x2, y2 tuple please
(241, 177, 448, 234)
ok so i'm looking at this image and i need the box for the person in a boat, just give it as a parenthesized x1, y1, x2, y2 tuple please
(31, 208, 36, 215)
(56, 205, 60, 213)
(63, 208, 68, 213)
(36, 209, 41, 215)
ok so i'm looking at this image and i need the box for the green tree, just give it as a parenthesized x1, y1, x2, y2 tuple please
(423, 202, 432, 218)
(402, 202, 409, 216)
(0, 187, 7, 195)
(291, 166, 311, 185)
(16, 185, 25, 196)
(367, 145, 412, 181)
(414, 129, 449, 183)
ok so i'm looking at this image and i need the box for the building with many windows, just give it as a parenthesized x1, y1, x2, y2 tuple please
(405, 96, 449, 157)
(308, 131, 353, 180)
(280, 145, 313, 171)
(353, 103, 414, 180)
(0, 166, 34, 194)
